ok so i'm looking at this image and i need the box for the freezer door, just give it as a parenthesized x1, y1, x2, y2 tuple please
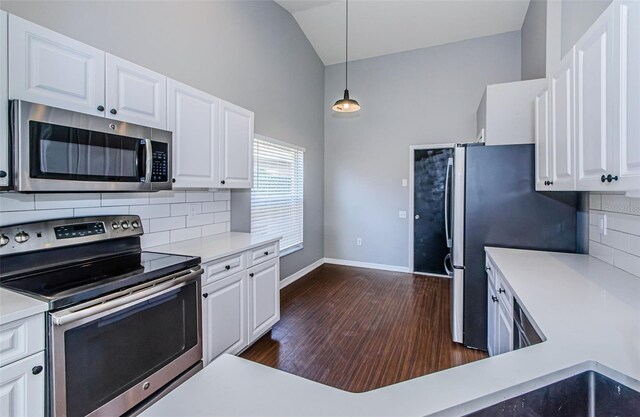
(452, 146, 466, 268)
(451, 267, 464, 343)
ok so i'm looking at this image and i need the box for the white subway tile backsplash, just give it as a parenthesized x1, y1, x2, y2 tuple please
(171, 227, 201, 243)
(214, 211, 231, 223)
(214, 190, 230, 201)
(150, 216, 186, 232)
(588, 193, 601, 210)
(0, 209, 74, 226)
(129, 204, 171, 219)
(186, 213, 214, 227)
(589, 193, 640, 278)
(613, 249, 640, 277)
(0, 190, 230, 247)
(102, 193, 150, 207)
(74, 206, 129, 217)
(36, 193, 101, 210)
(149, 191, 186, 204)
(0, 193, 35, 211)
(202, 201, 227, 213)
(202, 222, 227, 237)
(186, 191, 214, 203)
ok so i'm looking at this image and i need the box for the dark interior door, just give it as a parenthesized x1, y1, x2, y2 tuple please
(413, 148, 453, 275)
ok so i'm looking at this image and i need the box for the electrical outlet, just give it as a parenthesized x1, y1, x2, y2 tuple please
(399, 211, 407, 219)
(188, 204, 201, 217)
(598, 214, 608, 236)
(401, 179, 408, 187)
(356, 238, 362, 246)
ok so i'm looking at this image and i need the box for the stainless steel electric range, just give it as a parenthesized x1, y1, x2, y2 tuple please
(0, 215, 203, 417)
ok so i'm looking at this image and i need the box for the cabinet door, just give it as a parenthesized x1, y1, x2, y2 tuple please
(487, 285, 498, 357)
(8, 15, 105, 116)
(496, 304, 513, 355)
(167, 79, 219, 188)
(202, 271, 247, 365)
(575, 6, 617, 191)
(105, 54, 167, 129)
(535, 89, 551, 190)
(0, 11, 8, 188)
(550, 49, 576, 190)
(218, 100, 254, 188)
(617, 1, 640, 190)
(247, 258, 279, 343)
(0, 352, 45, 417)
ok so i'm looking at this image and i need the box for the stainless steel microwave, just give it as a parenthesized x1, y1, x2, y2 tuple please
(10, 101, 173, 192)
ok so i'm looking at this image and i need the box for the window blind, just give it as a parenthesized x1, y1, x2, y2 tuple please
(251, 136, 304, 252)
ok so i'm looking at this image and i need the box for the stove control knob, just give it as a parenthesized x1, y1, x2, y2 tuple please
(0, 234, 9, 247)
(131, 221, 140, 229)
(111, 222, 120, 230)
(14, 231, 30, 244)
(121, 221, 130, 230)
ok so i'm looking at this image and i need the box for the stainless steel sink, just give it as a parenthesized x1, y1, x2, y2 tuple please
(466, 371, 640, 417)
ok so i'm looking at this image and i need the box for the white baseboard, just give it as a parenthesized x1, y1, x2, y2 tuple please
(279, 258, 325, 289)
(323, 258, 410, 273)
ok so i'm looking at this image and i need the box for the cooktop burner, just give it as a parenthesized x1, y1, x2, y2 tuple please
(0, 216, 200, 310)
(1, 251, 198, 310)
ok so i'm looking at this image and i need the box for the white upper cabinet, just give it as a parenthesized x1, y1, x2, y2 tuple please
(575, 6, 617, 191)
(8, 15, 105, 116)
(167, 79, 219, 188)
(535, 89, 551, 190)
(1, 11, 9, 188)
(549, 49, 576, 190)
(105, 54, 167, 129)
(617, 1, 640, 191)
(218, 100, 254, 189)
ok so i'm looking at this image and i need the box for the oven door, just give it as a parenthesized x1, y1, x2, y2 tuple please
(49, 267, 203, 417)
(12, 100, 172, 192)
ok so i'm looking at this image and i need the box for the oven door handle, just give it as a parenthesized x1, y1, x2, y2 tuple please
(51, 267, 203, 326)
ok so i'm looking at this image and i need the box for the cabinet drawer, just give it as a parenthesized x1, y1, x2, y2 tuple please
(495, 271, 513, 313)
(0, 314, 44, 367)
(203, 252, 246, 286)
(248, 242, 279, 266)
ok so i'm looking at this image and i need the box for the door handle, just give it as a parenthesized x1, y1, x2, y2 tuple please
(414, 214, 420, 220)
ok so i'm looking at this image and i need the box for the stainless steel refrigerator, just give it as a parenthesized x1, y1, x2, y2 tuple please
(445, 143, 582, 350)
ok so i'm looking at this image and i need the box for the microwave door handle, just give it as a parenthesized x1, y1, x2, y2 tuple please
(143, 139, 153, 183)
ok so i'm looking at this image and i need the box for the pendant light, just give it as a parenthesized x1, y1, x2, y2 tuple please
(332, 0, 361, 112)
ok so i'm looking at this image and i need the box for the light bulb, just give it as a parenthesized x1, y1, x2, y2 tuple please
(343, 103, 350, 109)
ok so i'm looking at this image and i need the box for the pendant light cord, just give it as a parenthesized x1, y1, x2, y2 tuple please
(345, 0, 348, 90)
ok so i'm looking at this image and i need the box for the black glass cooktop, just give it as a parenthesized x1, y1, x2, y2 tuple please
(1, 251, 199, 310)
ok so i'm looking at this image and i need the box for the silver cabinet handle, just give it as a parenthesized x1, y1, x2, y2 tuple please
(414, 214, 420, 220)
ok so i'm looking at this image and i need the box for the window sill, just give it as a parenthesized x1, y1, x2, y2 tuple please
(280, 244, 303, 257)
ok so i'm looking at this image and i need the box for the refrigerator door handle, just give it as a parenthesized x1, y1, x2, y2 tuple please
(444, 157, 453, 248)
(444, 253, 453, 276)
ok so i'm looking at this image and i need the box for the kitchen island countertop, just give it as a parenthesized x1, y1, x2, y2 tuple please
(141, 248, 640, 416)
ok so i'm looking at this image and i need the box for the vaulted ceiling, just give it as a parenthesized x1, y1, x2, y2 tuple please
(275, 0, 531, 65)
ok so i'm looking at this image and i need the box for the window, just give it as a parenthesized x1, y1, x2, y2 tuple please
(251, 135, 304, 255)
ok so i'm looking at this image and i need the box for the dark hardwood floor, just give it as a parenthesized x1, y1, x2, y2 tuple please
(240, 264, 486, 392)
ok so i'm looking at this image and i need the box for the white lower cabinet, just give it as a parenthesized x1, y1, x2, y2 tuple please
(201, 241, 280, 365)
(202, 271, 246, 364)
(0, 351, 45, 417)
(247, 258, 280, 343)
(487, 256, 514, 356)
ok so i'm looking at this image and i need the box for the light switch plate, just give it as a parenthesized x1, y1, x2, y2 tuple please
(401, 179, 408, 187)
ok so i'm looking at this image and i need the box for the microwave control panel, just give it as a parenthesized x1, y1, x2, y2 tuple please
(151, 142, 169, 182)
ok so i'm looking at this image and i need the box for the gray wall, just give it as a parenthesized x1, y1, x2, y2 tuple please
(0, 0, 325, 279)
(324, 31, 521, 268)
(561, 0, 613, 56)
(521, 0, 547, 80)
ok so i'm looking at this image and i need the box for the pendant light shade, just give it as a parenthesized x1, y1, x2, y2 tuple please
(332, 89, 361, 112)
(332, 0, 360, 113)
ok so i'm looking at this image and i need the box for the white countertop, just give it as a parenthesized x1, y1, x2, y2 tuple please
(148, 232, 281, 263)
(141, 248, 640, 417)
(0, 288, 47, 325)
